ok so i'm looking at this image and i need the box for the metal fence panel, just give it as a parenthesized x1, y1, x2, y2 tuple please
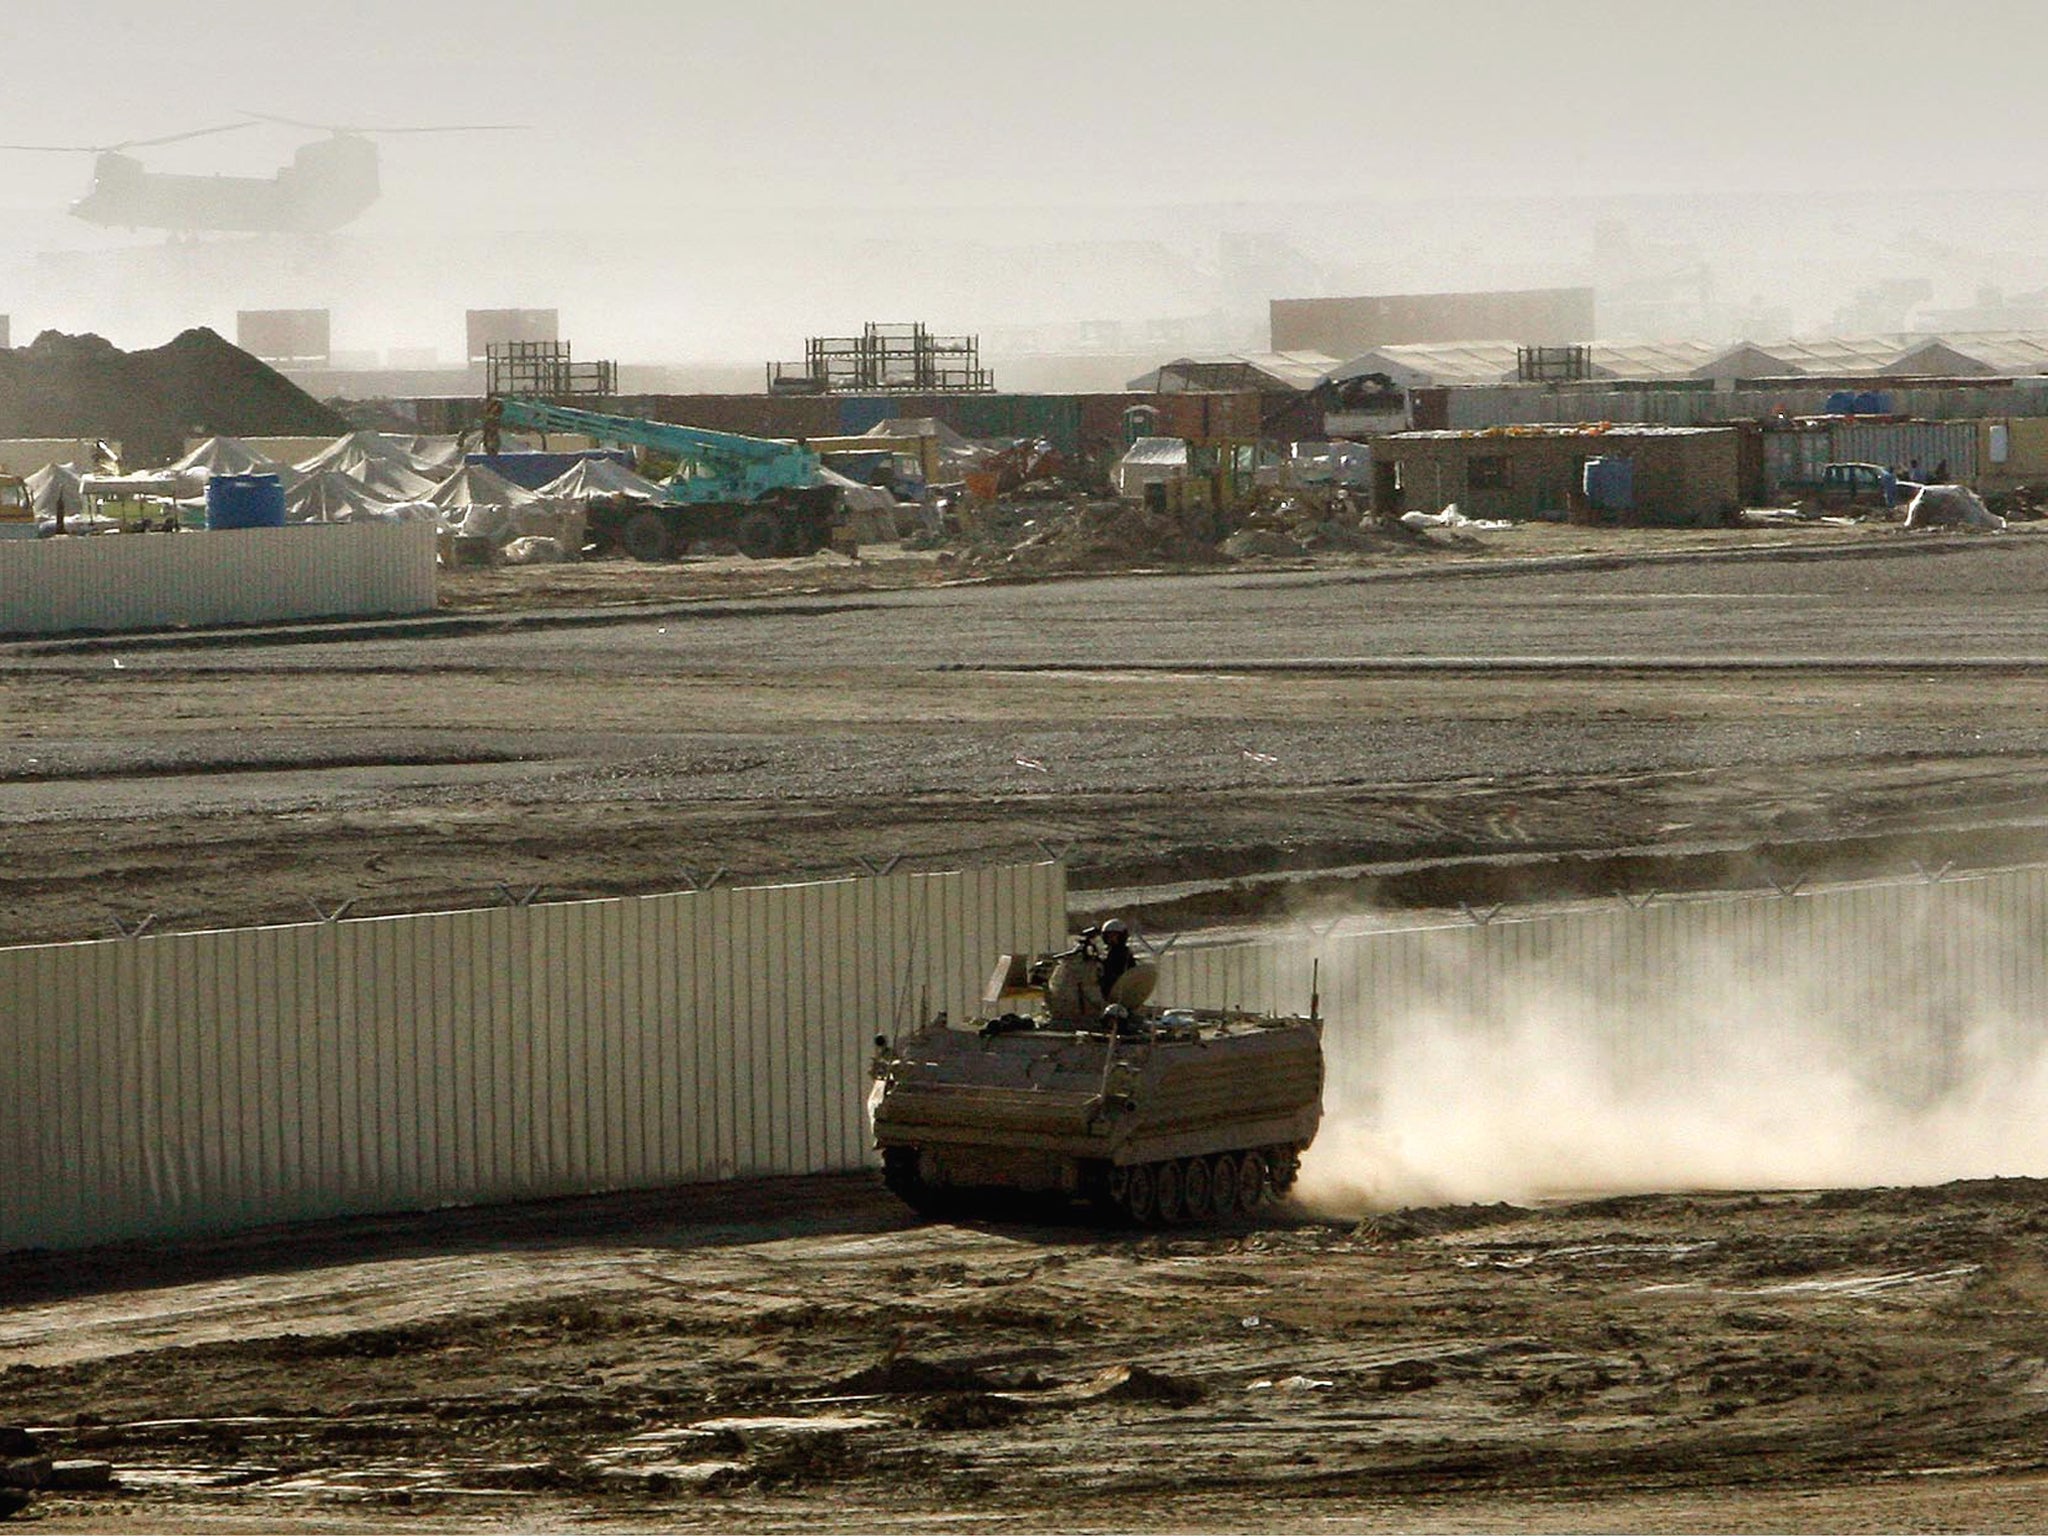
(0, 862, 1065, 1252)
(0, 523, 437, 636)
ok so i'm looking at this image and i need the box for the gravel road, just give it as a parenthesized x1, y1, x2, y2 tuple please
(1, 533, 2046, 942)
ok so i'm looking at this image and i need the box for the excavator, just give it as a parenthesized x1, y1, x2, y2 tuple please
(488, 398, 843, 560)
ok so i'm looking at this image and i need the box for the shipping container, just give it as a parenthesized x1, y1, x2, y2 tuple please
(1829, 420, 1978, 483)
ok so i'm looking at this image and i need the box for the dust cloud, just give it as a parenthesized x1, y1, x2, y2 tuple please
(1294, 904, 2048, 1214)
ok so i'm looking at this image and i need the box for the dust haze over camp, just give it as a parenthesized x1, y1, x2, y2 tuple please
(9, 0, 2048, 371)
(14, 4, 2048, 1530)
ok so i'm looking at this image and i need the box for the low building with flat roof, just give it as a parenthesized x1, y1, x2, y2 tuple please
(1368, 425, 1742, 527)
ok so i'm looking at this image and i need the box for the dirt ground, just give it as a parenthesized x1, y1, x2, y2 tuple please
(6, 1177, 2048, 1532)
(3, 525, 2048, 948)
(6, 524, 2048, 1530)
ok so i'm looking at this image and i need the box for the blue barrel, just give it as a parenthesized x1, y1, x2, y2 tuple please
(205, 473, 287, 530)
(1825, 389, 1859, 415)
(1582, 456, 1635, 514)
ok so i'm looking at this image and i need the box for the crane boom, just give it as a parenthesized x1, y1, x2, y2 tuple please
(483, 396, 843, 562)
(493, 397, 821, 505)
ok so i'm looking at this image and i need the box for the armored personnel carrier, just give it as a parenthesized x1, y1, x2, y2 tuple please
(869, 936, 1323, 1224)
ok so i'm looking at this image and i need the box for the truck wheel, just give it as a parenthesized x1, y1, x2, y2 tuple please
(734, 508, 784, 559)
(620, 509, 675, 562)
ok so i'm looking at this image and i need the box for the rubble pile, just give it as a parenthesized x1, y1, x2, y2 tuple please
(0, 329, 346, 466)
(1223, 488, 1384, 558)
(1982, 486, 2046, 520)
(927, 478, 1448, 573)
(964, 498, 1232, 572)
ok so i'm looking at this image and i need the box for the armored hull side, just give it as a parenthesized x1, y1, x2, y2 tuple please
(871, 1009, 1322, 1224)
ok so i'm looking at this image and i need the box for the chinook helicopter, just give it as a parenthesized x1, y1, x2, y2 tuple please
(2, 116, 522, 235)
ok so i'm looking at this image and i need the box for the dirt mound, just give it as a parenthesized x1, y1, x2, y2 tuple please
(915, 1393, 1028, 1431)
(0, 327, 345, 468)
(831, 1353, 1002, 1396)
(1072, 1363, 1205, 1406)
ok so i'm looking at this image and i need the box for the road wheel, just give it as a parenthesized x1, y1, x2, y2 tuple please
(1153, 1159, 1183, 1224)
(1121, 1163, 1156, 1225)
(1269, 1147, 1300, 1198)
(882, 1147, 952, 1219)
(1234, 1151, 1267, 1212)
(1209, 1153, 1239, 1219)
(1180, 1156, 1212, 1221)
(619, 509, 675, 562)
(734, 507, 785, 559)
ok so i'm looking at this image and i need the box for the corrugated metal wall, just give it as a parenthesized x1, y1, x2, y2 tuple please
(1827, 420, 1978, 481)
(1758, 422, 1979, 494)
(0, 524, 437, 637)
(1443, 383, 2048, 436)
(0, 863, 1066, 1252)
(1154, 868, 2048, 1114)
(1764, 429, 1833, 491)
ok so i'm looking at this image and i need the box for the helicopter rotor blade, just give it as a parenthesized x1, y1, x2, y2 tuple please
(349, 123, 529, 134)
(115, 122, 263, 150)
(241, 111, 527, 136)
(0, 122, 259, 154)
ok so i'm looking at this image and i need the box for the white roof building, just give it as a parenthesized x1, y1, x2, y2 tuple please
(1322, 332, 2048, 389)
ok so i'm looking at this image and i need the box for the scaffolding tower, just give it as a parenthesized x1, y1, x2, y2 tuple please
(486, 341, 618, 398)
(1516, 344, 1594, 384)
(767, 322, 994, 394)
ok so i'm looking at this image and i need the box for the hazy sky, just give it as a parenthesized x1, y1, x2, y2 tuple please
(12, 0, 2048, 225)
(8, 0, 2048, 362)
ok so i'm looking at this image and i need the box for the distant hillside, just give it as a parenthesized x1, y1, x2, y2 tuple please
(0, 328, 347, 467)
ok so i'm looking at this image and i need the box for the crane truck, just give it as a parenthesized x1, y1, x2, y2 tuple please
(489, 397, 843, 560)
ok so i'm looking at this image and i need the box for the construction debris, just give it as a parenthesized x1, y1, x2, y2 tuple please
(963, 499, 1231, 572)
(1903, 483, 2005, 531)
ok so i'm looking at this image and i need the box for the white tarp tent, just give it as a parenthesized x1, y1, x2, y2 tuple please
(818, 465, 898, 514)
(25, 462, 84, 520)
(425, 462, 542, 510)
(536, 457, 667, 502)
(294, 432, 441, 501)
(173, 436, 285, 477)
(286, 468, 402, 524)
(407, 436, 467, 473)
(296, 449, 435, 501)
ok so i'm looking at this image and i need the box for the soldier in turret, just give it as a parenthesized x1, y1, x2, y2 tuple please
(1098, 918, 1158, 1011)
